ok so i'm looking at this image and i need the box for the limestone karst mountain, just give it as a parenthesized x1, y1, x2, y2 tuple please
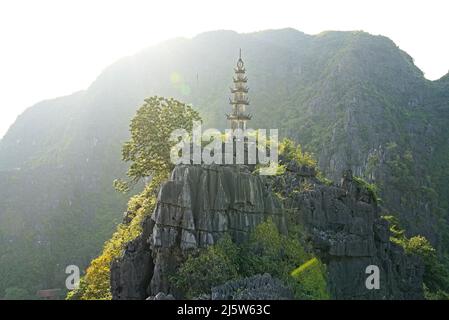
(110, 163, 424, 300)
(1, 28, 449, 298)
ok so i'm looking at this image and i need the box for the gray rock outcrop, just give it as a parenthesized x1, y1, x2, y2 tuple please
(146, 292, 175, 300)
(210, 274, 294, 300)
(111, 164, 286, 299)
(276, 163, 424, 299)
(111, 162, 424, 300)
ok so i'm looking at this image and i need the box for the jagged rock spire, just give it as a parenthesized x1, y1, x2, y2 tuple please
(227, 49, 251, 130)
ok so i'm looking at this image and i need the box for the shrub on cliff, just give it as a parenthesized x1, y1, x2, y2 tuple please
(291, 257, 330, 300)
(171, 220, 330, 300)
(240, 219, 307, 278)
(67, 184, 157, 300)
(170, 234, 240, 299)
(383, 215, 449, 299)
(241, 220, 329, 300)
(353, 176, 381, 203)
(279, 138, 317, 168)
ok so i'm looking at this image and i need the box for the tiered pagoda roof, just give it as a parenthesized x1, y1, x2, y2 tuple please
(226, 49, 252, 130)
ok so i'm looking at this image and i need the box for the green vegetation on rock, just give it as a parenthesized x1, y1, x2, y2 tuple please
(171, 220, 329, 300)
(67, 96, 201, 300)
(353, 176, 381, 203)
(383, 215, 449, 299)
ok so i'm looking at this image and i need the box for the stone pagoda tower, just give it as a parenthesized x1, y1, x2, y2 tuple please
(227, 49, 251, 130)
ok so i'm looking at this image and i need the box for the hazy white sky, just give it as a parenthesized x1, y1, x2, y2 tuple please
(1, 0, 448, 138)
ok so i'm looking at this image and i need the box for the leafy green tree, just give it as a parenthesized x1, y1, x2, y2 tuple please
(114, 96, 201, 192)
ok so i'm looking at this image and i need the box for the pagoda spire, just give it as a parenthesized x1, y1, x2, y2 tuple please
(227, 49, 251, 130)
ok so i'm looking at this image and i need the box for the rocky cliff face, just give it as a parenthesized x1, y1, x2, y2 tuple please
(111, 163, 424, 300)
(209, 274, 294, 300)
(111, 164, 286, 299)
(276, 161, 424, 299)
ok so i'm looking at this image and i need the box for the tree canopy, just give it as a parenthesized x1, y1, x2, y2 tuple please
(114, 96, 201, 192)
